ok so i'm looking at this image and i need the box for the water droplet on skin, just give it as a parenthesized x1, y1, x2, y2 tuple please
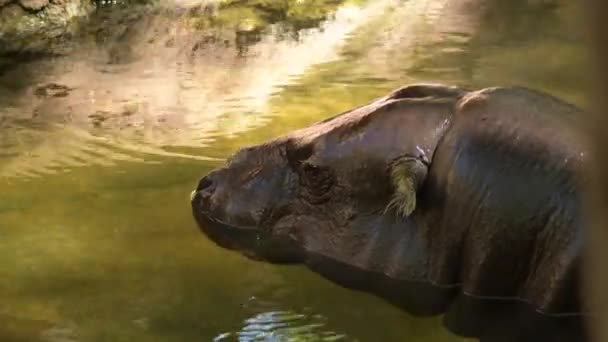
(416, 145, 429, 164)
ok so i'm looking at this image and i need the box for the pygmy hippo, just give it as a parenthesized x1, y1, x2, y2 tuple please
(190, 84, 588, 342)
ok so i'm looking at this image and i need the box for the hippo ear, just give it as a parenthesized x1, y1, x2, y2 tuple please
(384, 157, 428, 217)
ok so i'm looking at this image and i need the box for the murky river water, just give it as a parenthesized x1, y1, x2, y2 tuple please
(0, 0, 588, 341)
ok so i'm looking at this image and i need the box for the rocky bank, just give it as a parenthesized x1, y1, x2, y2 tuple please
(0, 0, 96, 54)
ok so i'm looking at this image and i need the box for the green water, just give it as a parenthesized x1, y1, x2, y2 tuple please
(0, 0, 588, 341)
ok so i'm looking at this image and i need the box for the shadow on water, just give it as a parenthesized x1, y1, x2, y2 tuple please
(0, 0, 589, 341)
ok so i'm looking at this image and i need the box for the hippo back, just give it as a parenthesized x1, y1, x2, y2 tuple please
(420, 87, 587, 316)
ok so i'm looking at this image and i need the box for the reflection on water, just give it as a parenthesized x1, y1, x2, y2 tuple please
(0, 0, 392, 179)
(217, 307, 346, 341)
(0, 0, 587, 341)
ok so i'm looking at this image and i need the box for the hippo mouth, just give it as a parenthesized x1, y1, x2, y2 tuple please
(191, 190, 304, 263)
(191, 190, 257, 247)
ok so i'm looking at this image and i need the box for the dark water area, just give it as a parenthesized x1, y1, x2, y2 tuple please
(0, 0, 588, 340)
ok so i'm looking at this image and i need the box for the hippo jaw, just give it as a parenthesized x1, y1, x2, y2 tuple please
(190, 84, 462, 265)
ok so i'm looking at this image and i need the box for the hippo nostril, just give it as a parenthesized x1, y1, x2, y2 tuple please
(192, 176, 217, 207)
(197, 176, 215, 192)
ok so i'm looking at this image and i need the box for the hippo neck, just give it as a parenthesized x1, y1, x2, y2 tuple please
(302, 212, 455, 315)
(302, 212, 439, 282)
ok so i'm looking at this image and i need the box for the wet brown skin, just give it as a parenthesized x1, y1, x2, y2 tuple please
(191, 84, 588, 342)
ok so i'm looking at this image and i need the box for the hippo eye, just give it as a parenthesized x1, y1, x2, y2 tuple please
(302, 163, 326, 182)
(303, 163, 321, 178)
(300, 162, 334, 196)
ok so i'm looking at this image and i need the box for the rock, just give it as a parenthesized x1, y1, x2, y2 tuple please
(0, 0, 95, 54)
(19, 0, 48, 11)
(0, 0, 13, 8)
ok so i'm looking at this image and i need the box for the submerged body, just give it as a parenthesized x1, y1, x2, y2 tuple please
(191, 84, 588, 341)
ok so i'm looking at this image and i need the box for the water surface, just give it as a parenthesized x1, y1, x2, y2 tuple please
(0, 0, 587, 340)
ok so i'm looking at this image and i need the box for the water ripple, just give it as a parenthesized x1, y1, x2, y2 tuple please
(0, 0, 394, 180)
(215, 310, 348, 342)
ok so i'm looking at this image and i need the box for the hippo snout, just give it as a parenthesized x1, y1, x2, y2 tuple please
(191, 160, 277, 230)
(191, 171, 226, 222)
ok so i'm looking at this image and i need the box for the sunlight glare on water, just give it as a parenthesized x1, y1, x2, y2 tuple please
(1, 0, 394, 180)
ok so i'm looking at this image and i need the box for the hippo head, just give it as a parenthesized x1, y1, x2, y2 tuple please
(190, 84, 464, 264)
